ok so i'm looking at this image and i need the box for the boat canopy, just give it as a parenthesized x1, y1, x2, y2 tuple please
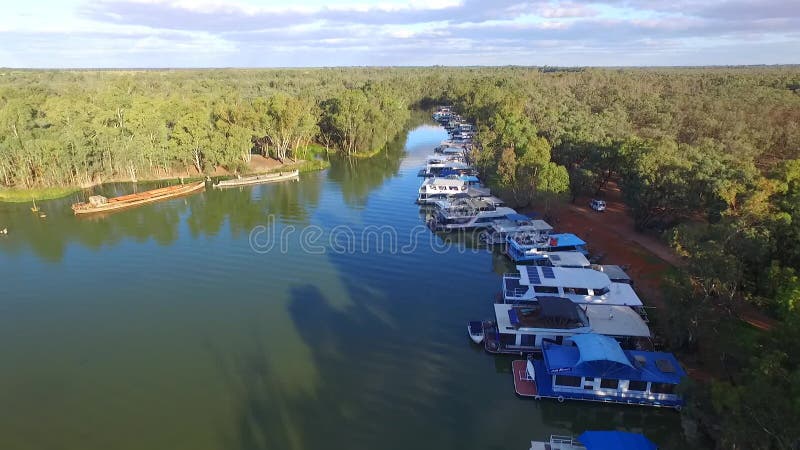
(546, 233, 586, 248)
(577, 431, 657, 450)
(542, 334, 686, 383)
(572, 334, 633, 369)
(539, 297, 580, 322)
(505, 213, 530, 222)
(542, 252, 591, 268)
(458, 175, 480, 182)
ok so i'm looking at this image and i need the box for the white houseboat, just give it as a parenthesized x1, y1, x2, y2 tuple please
(418, 161, 475, 178)
(502, 265, 644, 308)
(428, 197, 517, 231)
(480, 216, 553, 245)
(417, 177, 491, 204)
(478, 297, 651, 354)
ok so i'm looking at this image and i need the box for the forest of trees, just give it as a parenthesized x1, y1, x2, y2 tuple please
(0, 69, 418, 188)
(2, 66, 800, 448)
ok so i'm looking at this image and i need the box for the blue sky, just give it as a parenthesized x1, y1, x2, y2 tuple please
(0, 0, 798, 67)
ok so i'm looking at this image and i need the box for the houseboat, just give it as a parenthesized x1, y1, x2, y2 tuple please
(512, 334, 685, 410)
(418, 161, 475, 178)
(479, 297, 651, 354)
(428, 197, 517, 231)
(506, 232, 588, 263)
(529, 431, 657, 450)
(434, 144, 467, 156)
(432, 106, 453, 122)
(479, 216, 553, 245)
(425, 153, 466, 165)
(417, 177, 491, 205)
(502, 265, 644, 309)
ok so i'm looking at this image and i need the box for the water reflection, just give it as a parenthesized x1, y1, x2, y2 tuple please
(0, 121, 687, 450)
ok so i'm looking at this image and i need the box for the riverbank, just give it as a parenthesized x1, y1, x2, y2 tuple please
(0, 157, 329, 203)
(0, 186, 81, 203)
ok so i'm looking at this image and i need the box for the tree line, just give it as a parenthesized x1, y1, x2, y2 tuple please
(0, 69, 421, 187)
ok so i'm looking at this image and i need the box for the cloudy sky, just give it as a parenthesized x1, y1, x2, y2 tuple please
(0, 0, 798, 67)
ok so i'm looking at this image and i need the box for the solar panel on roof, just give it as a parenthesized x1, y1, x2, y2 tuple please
(549, 254, 561, 261)
(541, 266, 555, 279)
(528, 268, 541, 284)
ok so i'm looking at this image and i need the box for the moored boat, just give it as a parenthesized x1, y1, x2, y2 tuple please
(467, 321, 486, 344)
(213, 170, 299, 188)
(528, 431, 658, 450)
(513, 334, 685, 409)
(71, 181, 205, 215)
(482, 297, 651, 355)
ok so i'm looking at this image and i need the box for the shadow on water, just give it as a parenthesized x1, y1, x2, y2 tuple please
(219, 280, 482, 450)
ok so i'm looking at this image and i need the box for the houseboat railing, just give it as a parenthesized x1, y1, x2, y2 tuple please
(549, 435, 577, 446)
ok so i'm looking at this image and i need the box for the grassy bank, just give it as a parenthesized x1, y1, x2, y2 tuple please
(0, 186, 80, 203)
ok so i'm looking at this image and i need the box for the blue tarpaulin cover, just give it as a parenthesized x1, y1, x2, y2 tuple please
(542, 334, 686, 384)
(572, 334, 633, 369)
(459, 175, 480, 182)
(548, 233, 586, 247)
(577, 431, 657, 450)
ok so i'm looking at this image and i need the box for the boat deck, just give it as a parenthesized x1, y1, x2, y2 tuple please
(512, 360, 539, 397)
(528, 360, 683, 409)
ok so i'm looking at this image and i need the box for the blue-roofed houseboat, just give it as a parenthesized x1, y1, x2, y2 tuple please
(513, 334, 685, 410)
(529, 431, 657, 450)
(506, 232, 587, 264)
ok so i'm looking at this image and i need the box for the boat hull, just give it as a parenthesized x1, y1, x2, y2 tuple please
(213, 170, 299, 188)
(468, 321, 485, 344)
(72, 182, 206, 215)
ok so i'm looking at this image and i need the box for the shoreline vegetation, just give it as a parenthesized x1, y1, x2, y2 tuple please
(2, 67, 800, 449)
(0, 156, 328, 202)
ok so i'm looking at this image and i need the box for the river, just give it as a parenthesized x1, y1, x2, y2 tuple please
(0, 123, 683, 450)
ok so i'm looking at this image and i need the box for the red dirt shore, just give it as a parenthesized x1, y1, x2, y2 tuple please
(545, 181, 777, 333)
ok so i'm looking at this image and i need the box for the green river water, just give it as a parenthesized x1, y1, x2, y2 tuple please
(0, 122, 685, 450)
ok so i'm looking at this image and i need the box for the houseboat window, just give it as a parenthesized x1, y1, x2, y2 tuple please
(449, 186, 459, 191)
(520, 334, 536, 347)
(594, 287, 610, 295)
(650, 383, 676, 395)
(554, 375, 582, 387)
(566, 287, 589, 296)
(533, 286, 559, 294)
(600, 379, 620, 389)
(500, 334, 516, 346)
(627, 380, 648, 391)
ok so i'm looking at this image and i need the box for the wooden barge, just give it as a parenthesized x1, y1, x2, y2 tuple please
(213, 170, 299, 189)
(71, 181, 206, 215)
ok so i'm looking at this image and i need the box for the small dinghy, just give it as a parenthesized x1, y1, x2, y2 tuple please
(468, 321, 485, 344)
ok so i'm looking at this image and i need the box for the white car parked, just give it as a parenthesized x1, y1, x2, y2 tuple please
(590, 199, 607, 212)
